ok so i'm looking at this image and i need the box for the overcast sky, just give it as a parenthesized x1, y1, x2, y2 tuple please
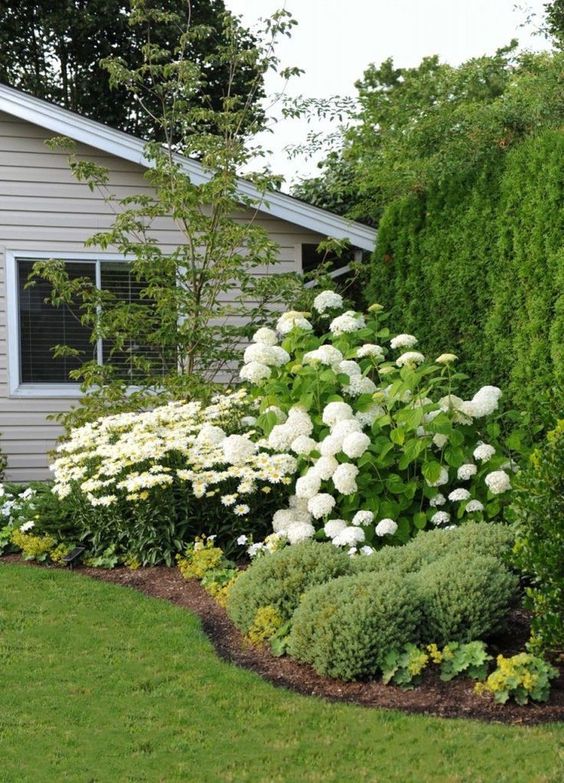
(225, 0, 551, 190)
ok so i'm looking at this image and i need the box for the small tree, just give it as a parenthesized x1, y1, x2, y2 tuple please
(30, 1, 305, 427)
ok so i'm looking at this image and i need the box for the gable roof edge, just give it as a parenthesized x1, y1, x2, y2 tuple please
(0, 83, 376, 251)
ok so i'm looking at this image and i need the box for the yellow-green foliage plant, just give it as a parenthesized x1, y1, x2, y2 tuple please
(10, 529, 56, 562)
(177, 537, 226, 581)
(475, 653, 558, 705)
(247, 605, 284, 646)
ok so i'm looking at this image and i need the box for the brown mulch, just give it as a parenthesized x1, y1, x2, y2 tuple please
(2, 556, 563, 725)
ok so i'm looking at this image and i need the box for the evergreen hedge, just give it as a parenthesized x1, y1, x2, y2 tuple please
(369, 129, 563, 427)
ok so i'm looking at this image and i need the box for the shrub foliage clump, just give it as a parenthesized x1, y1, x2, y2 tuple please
(288, 571, 423, 681)
(227, 542, 353, 633)
(415, 552, 519, 645)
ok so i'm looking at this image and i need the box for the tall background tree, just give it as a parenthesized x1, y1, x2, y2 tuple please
(0, 0, 262, 138)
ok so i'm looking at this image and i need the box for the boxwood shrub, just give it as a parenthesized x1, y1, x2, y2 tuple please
(287, 571, 423, 681)
(226, 542, 353, 634)
(351, 523, 515, 577)
(415, 552, 519, 645)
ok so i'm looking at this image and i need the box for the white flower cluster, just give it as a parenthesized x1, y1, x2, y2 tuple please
(276, 310, 313, 335)
(51, 390, 297, 516)
(329, 310, 366, 336)
(313, 290, 343, 314)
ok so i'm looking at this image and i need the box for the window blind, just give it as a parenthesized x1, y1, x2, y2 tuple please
(18, 259, 96, 384)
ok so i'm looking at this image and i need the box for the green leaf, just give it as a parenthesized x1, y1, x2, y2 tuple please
(390, 428, 405, 445)
(422, 461, 442, 484)
(413, 512, 427, 530)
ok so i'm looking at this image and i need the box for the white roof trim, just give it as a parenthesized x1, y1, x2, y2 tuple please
(0, 83, 377, 251)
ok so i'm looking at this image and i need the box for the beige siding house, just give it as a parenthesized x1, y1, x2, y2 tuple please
(0, 84, 377, 482)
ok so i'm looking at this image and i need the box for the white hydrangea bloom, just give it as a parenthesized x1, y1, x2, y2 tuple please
(322, 401, 354, 427)
(426, 466, 449, 487)
(432, 433, 448, 449)
(485, 470, 512, 495)
(270, 346, 291, 367)
(243, 343, 279, 366)
(431, 511, 451, 526)
(268, 423, 295, 451)
(429, 493, 446, 507)
(356, 343, 384, 359)
(331, 419, 362, 440)
(241, 416, 257, 428)
(287, 408, 314, 437)
(240, 361, 271, 384)
(289, 495, 310, 512)
(342, 431, 371, 459)
(465, 499, 485, 513)
(438, 394, 473, 425)
(276, 310, 313, 335)
(291, 435, 317, 455)
(329, 310, 366, 336)
(473, 442, 496, 462)
(333, 526, 365, 547)
(313, 290, 343, 314)
(286, 522, 315, 544)
(337, 360, 362, 377)
(247, 542, 266, 557)
(462, 386, 502, 418)
(303, 345, 343, 367)
(196, 424, 226, 445)
(324, 518, 347, 539)
(355, 404, 385, 428)
(252, 326, 278, 346)
(435, 353, 458, 365)
(457, 463, 477, 481)
(311, 455, 339, 480)
(343, 375, 377, 397)
(396, 351, 425, 367)
(332, 463, 359, 495)
(390, 334, 418, 350)
(319, 434, 343, 457)
(222, 435, 257, 465)
(448, 488, 471, 502)
(352, 510, 374, 526)
(360, 545, 375, 556)
(375, 518, 398, 536)
(308, 493, 336, 519)
(295, 471, 322, 500)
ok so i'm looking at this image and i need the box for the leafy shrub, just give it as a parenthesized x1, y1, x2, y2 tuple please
(50, 391, 296, 564)
(239, 294, 521, 555)
(369, 125, 564, 427)
(201, 568, 240, 608)
(416, 552, 519, 644)
(227, 542, 353, 634)
(351, 523, 515, 576)
(287, 571, 423, 680)
(475, 653, 559, 705)
(512, 421, 564, 654)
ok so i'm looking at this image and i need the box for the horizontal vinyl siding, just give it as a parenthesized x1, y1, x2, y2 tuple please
(0, 112, 323, 480)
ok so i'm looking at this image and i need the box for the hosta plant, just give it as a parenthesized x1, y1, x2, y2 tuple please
(239, 292, 522, 553)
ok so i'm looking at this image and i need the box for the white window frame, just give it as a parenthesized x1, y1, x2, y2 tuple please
(6, 249, 133, 398)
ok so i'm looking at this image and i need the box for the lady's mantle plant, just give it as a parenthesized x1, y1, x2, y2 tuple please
(239, 291, 520, 554)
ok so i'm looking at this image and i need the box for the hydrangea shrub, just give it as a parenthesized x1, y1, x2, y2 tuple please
(239, 292, 519, 554)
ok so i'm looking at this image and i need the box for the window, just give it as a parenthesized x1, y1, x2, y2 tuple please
(8, 252, 161, 396)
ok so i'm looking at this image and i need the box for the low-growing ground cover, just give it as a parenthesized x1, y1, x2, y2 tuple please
(1, 564, 563, 783)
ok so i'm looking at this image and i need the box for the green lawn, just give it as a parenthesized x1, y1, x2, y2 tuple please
(0, 565, 562, 783)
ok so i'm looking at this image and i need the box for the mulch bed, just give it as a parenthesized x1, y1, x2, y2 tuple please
(2, 556, 563, 725)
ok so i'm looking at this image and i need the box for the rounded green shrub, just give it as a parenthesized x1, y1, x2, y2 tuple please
(351, 523, 515, 577)
(287, 571, 423, 681)
(226, 542, 353, 634)
(416, 552, 519, 645)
